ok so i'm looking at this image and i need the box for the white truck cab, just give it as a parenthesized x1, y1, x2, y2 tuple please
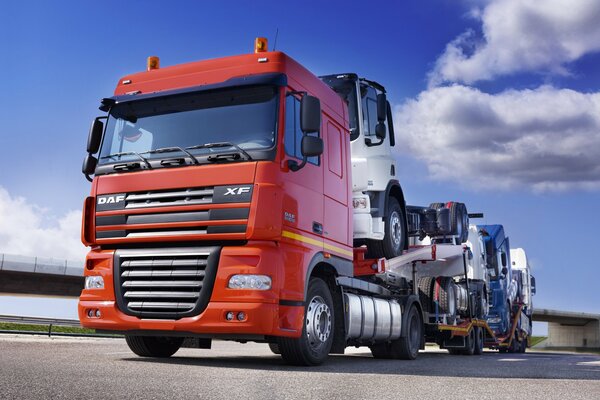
(321, 74, 403, 258)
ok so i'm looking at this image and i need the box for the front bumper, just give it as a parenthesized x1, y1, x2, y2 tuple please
(78, 243, 305, 338)
(79, 300, 300, 338)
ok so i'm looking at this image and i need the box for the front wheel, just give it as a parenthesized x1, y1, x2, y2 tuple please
(277, 278, 334, 366)
(125, 335, 184, 358)
(368, 197, 406, 259)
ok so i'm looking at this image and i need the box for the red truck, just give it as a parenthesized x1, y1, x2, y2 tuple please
(79, 38, 473, 365)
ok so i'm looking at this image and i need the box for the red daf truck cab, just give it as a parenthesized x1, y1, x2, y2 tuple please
(79, 39, 355, 364)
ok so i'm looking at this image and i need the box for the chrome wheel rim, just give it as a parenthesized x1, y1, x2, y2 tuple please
(306, 295, 332, 350)
(390, 211, 402, 248)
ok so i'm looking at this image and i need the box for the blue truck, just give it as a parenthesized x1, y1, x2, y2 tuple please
(479, 224, 535, 352)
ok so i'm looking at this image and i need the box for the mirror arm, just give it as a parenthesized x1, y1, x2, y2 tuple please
(84, 174, 93, 182)
(365, 137, 384, 147)
(287, 157, 307, 172)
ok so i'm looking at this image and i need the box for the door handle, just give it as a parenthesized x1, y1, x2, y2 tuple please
(313, 222, 323, 235)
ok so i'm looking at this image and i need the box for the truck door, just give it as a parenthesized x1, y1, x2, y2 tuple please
(282, 94, 324, 249)
(323, 117, 350, 251)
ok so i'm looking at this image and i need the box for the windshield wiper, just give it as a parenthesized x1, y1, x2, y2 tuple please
(185, 142, 252, 160)
(142, 146, 200, 164)
(100, 151, 152, 169)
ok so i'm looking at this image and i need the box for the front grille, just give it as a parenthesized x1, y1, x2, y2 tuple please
(94, 185, 253, 241)
(125, 187, 214, 209)
(114, 247, 221, 319)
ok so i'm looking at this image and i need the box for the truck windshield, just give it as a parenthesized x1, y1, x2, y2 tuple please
(321, 77, 359, 141)
(98, 85, 278, 167)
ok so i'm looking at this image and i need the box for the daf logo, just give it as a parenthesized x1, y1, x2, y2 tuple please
(224, 187, 251, 196)
(97, 195, 125, 205)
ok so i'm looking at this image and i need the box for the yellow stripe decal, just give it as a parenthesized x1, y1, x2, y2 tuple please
(282, 230, 354, 258)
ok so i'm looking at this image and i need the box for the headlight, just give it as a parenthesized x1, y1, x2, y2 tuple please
(487, 316, 501, 324)
(85, 276, 104, 289)
(353, 198, 367, 209)
(228, 275, 271, 290)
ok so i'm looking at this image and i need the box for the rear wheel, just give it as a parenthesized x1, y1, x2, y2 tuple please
(473, 326, 484, 355)
(369, 303, 422, 360)
(368, 197, 406, 259)
(520, 338, 527, 353)
(268, 343, 280, 355)
(277, 278, 334, 366)
(509, 334, 520, 353)
(417, 277, 435, 313)
(125, 335, 184, 358)
(392, 303, 422, 360)
(462, 328, 476, 355)
(369, 343, 393, 359)
(438, 277, 457, 325)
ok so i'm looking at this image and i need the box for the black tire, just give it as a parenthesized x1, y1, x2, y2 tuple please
(473, 326, 484, 355)
(277, 278, 334, 366)
(438, 277, 457, 325)
(448, 202, 469, 244)
(125, 335, 184, 358)
(448, 348, 462, 355)
(462, 328, 476, 355)
(417, 277, 435, 313)
(369, 343, 393, 359)
(367, 197, 406, 259)
(268, 343, 281, 355)
(520, 338, 527, 353)
(390, 303, 422, 360)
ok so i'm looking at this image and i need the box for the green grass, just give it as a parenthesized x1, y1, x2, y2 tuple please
(530, 336, 547, 347)
(0, 322, 97, 335)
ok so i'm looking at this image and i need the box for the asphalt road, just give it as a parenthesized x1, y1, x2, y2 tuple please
(1, 335, 599, 400)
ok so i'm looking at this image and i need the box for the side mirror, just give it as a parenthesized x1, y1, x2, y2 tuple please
(531, 276, 536, 295)
(301, 135, 323, 157)
(300, 95, 321, 133)
(376, 93, 387, 122)
(501, 266, 508, 276)
(501, 252, 507, 267)
(82, 154, 98, 182)
(87, 117, 104, 154)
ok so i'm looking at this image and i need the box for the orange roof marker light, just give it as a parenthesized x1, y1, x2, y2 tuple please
(254, 37, 268, 53)
(147, 56, 160, 71)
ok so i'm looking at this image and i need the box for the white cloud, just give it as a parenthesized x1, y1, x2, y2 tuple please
(430, 0, 600, 85)
(0, 187, 86, 261)
(395, 85, 600, 191)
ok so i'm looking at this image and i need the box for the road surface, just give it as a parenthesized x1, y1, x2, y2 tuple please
(0, 335, 599, 399)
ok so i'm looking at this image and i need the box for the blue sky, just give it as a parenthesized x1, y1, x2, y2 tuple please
(1, 0, 599, 328)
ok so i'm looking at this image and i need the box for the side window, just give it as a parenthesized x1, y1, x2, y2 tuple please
(284, 95, 319, 165)
(327, 122, 342, 177)
(361, 86, 378, 136)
